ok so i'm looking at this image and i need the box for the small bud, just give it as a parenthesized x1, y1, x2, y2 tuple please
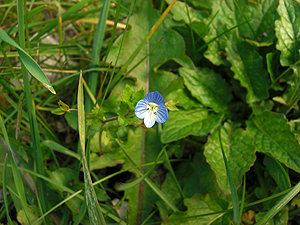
(165, 100, 179, 111)
(51, 100, 70, 115)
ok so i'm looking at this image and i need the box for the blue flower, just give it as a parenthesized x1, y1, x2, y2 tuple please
(135, 91, 168, 128)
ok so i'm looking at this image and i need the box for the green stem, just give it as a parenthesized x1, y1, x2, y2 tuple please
(17, 0, 48, 221)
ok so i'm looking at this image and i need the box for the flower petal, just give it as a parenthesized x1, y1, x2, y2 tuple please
(155, 105, 168, 124)
(144, 91, 165, 105)
(144, 111, 156, 128)
(135, 100, 147, 119)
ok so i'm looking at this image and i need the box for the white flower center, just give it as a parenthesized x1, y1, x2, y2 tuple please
(146, 102, 159, 115)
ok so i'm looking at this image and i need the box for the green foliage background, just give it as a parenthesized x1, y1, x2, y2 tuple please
(1, 0, 300, 224)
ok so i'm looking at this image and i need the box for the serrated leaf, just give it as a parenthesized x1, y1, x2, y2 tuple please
(275, 0, 300, 66)
(203, 15, 231, 66)
(166, 0, 209, 24)
(226, 33, 269, 103)
(214, 0, 278, 45)
(179, 67, 233, 113)
(204, 122, 256, 194)
(247, 111, 300, 173)
(122, 85, 136, 110)
(167, 194, 228, 225)
(161, 109, 224, 143)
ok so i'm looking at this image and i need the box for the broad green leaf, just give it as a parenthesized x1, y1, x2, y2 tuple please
(0, 28, 55, 94)
(161, 109, 224, 143)
(166, 0, 209, 24)
(48, 168, 77, 193)
(106, 0, 193, 93)
(163, 76, 202, 110)
(247, 111, 300, 173)
(179, 67, 233, 113)
(77, 74, 106, 224)
(214, 0, 278, 45)
(203, 18, 231, 66)
(226, 33, 269, 103)
(275, 0, 300, 66)
(204, 122, 256, 194)
(167, 194, 228, 225)
(165, 89, 202, 110)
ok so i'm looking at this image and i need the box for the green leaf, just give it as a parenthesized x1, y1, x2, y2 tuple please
(166, 0, 209, 24)
(51, 100, 70, 115)
(0, 115, 30, 223)
(0, 27, 55, 94)
(85, 0, 110, 113)
(116, 145, 166, 191)
(17, 205, 42, 225)
(48, 168, 77, 193)
(226, 33, 269, 103)
(161, 152, 223, 209)
(275, 0, 300, 66)
(42, 140, 80, 160)
(214, 0, 278, 45)
(121, 85, 144, 111)
(165, 100, 179, 111)
(247, 111, 300, 173)
(164, 76, 202, 110)
(282, 67, 300, 113)
(204, 122, 256, 194)
(179, 67, 233, 114)
(165, 89, 202, 110)
(203, 15, 231, 66)
(263, 156, 290, 192)
(107, 0, 193, 93)
(167, 194, 228, 225)
(161, 109, 224, 143)
(256, 207, 289, 225)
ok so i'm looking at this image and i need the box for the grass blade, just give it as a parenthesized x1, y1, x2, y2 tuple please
(218, 128, 239, 224)
(0, 115, 30, 223)
(255, 181, 300, 225)
(85, 0, 110, 113)
(116, 139, 179, 212)
(16, 0, 49, 221)
(78, 71, 106, 224)
(116, 145, 167, 191)
(3, 153, 13, 225)
(41, 140, 81, 160)
(0, 27, 55, 94)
